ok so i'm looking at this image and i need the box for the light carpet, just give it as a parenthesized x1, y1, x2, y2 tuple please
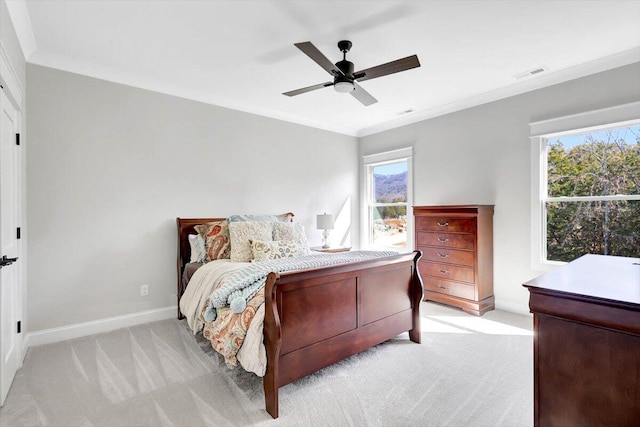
(0, 302, 533, 426)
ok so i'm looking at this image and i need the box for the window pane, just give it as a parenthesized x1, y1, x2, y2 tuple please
(546, 200, 640, 262)
(373, 161, 407, 203)
(547, 125, 639, 197)
(372, 205, 407, 248)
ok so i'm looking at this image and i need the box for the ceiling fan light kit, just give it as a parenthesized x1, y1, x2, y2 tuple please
(284, 40, 420, 106)
(334, 80, 355, 93)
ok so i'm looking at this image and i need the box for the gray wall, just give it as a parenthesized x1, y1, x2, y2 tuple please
(27, 64, 358, 332)
(360, 62, 640, 313)
(25, 57, 640, 330)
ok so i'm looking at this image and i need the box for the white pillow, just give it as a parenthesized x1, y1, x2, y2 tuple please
(250, 240, 302, 262)
(229, 221, 274, 262)
(188, 234, 207, 263)
(273, 222, 311, 255)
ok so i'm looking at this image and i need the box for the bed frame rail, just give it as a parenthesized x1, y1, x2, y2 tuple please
(263, 251, 423, 418)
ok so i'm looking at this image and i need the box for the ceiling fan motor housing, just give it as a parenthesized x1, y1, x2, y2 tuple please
(335, 60, 354, 77)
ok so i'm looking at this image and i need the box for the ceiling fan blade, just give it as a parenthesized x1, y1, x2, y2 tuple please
(283, 81, 333, 97)
(350, 82, 378, 106)
(354, 55, 420, 82)
(294, 42, 343, 76)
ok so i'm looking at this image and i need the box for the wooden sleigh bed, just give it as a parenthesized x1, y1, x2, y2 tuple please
(177, 217, 424, 419)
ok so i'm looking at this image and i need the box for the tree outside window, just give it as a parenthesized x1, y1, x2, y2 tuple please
(544, 124, 639, 262)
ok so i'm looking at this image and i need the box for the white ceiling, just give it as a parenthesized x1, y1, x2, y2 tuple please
(7, 0, 640, 136)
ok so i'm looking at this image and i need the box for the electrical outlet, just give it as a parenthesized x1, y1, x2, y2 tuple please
(140, 285, 149, 297)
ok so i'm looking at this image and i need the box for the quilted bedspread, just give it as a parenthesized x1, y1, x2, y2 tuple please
(204, 250, 398, 323)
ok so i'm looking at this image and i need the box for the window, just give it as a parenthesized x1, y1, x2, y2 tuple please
(530, 103, 640, 269)
(363, 148, 413, 251)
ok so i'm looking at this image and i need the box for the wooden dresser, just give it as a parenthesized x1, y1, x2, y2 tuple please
(413, 205, 494, 316)
(524, 254, 640, 427)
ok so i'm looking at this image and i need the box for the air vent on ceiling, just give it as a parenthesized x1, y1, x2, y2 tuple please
(514, 66, 548, 80)
(397, 109, 415, 116)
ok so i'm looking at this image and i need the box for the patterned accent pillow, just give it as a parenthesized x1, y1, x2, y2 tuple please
(188, 234, 207, 263)
(194, 220, 231, 261)
(273, 222, 311, 255)
(228, 221, 274, 262)
(250, 239, 302, 262)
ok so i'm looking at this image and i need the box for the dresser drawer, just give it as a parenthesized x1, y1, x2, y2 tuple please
(416, 231, 475, 251)
(423, 277, 476, 300)
(420, 261, 475, 284)
(415, 217, 476, 233)
(421, 247, 475, 267)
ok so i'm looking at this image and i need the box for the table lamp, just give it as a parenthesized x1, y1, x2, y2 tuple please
(316, 213, 334, 248)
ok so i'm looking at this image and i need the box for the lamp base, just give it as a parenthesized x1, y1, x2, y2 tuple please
(321, 229, 331, 249)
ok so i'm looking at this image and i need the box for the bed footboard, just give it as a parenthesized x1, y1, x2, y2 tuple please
(263, 250, 423, 418)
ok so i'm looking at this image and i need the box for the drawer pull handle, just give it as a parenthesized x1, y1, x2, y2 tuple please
(437, 252, 449, 258)
(437, 237, 449, 243)
(437, 221, 449, 227)
(438, 269, 449, 274)
(438, 284, 449, 290)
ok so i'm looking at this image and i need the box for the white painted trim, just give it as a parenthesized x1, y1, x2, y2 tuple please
(530, 102, 640, 137)
(361, 147, 414, 251)
(25, 306, 177, 348)
(3, 0, 37, 60)
(359, 48, 640, 137)
(0, 40, 25, 110)
(27, 52, 362, 137)
(0, 45, 28, 370)
(24, 29, 638, 138)
(495, 299, 532, 317)
(363, 146, 413, 165)
(529, 111, 640, 271)
(547, 195, 640, 202)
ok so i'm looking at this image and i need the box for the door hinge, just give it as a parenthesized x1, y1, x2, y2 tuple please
(17, 321, 21, 334)
(17, 227, 21, 239)
(16, 133, 20, 146)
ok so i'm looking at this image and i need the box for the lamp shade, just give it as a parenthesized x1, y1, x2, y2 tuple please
(316, 213, 334, 230)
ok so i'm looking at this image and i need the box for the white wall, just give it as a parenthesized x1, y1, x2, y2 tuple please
(360, 62, 640, 314)
(26, 64, 358, 332)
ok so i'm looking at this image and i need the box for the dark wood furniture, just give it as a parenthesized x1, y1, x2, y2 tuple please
(176, 218, 424, 419)
(413, 205, 494, 315)
(523, 254, 640, 427)
(176, 217, 226, 320)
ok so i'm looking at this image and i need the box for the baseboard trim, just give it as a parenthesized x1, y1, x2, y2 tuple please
(495, 299, 531, 316)
(25, 306, 177, 348)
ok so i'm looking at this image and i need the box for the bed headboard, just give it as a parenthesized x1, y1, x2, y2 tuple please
(176, 213, 294, 319)
(176, 217, 225, 318)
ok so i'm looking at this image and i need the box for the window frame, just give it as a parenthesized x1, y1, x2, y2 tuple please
(529, 102, 640, 271)
(362, 147, 413, 252)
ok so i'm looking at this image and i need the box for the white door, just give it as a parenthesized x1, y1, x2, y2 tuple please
(0, 88, 22, 406)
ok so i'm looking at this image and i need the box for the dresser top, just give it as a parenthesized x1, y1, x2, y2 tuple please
(524, 254, 640, 305)
(413, 205, 494, 215)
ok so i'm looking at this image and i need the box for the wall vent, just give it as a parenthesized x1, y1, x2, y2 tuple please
(514, 66, 548, 80)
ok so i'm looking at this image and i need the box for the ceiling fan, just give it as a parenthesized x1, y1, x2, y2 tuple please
(283, 40, 420, 106)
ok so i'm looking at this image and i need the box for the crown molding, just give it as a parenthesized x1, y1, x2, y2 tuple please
(357, 47, 640, 137)
(0, 40, 24, 110)
(4, 0, 36, 60)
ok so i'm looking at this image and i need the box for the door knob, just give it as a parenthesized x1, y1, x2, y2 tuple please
(0, 255, 18, 267)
